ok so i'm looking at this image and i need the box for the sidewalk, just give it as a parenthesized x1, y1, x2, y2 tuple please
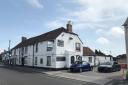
(105, 79, 128, 85)
(1, 65, 49, 73)
(44, 70, 121, 85)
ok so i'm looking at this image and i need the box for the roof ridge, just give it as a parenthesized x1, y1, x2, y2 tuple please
(12, 27, 77, 50)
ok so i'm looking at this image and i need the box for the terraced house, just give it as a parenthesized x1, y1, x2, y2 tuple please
(11, 21, 83, 69)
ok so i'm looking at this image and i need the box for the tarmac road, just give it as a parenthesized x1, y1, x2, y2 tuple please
(0, 66, 98, 85)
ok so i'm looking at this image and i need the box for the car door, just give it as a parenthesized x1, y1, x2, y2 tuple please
(82, 61, 89, 71)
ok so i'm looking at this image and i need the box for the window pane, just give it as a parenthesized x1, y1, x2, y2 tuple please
(35, 43, 38, 52)
(47, 47, 53, 51)
(56, 57, 66, 61)
(35, 57, 37, 65)
(40, 58, 43, 64)
(47, 41, 53, 51)
(76, 43, 81, 51)
(89, 57, 92, 63)
(47, 56, 51, 66)
(57, 40, 64, 47)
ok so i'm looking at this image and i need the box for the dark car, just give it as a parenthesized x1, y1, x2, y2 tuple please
(98, 62, 121, 72)
(70, 61, 92, 72)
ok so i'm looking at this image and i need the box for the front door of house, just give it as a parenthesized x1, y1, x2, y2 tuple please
(71, 56, 75, 64)
(21, 57, 25, 66)
(47, 56, 51, 66)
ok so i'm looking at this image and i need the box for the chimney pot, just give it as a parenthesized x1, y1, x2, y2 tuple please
(67, 21, 73, 33)
(22, 37, 27, 42)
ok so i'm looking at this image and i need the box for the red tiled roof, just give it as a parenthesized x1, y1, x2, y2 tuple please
(83, 47, 95, 56)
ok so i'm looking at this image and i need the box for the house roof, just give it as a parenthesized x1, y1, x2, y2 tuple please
(83, 47, 95, 56)
(12, 27, 78, 50)
(95, 50, 106, 56)
(117, 54, 126, 59)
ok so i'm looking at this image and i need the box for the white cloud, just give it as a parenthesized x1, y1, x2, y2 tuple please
(26, 0, 43, 8)
(68, 0, 128, 30)
(95, 27, 124, 38)
(108, 27, 124, 38)
(96, 37, 109, 45)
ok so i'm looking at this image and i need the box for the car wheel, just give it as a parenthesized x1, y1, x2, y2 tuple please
(111, 68, 114, 72)
(118, 68, 121, 71)
(79, 68, 83, 73)
(90, 67, 92, 71)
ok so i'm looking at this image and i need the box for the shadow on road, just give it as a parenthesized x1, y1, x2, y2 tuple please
(0, 65, 49, 73)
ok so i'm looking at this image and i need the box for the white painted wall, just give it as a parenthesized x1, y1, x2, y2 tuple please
(82, 56, 95, 66)
(82, 56, 111, 66)
(95, 56, 111, 65)
(56, 32, 83, 68)
(11, 32, 83, 69)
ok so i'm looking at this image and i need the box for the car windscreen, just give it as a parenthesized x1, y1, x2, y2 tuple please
(74, 61, 82, 64)
(100, 62, 112, 65)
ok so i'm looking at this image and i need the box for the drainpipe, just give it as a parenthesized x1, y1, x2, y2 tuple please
(32, 44, 34, 67)
(94, 53, 96, 67)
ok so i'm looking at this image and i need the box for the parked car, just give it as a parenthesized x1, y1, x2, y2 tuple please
(70, 61, 92, 72)
(98, 62, 121, 72)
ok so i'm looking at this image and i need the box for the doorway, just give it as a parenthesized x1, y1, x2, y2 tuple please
(47, 56, 51, 66)
(71, 56, 75, 64)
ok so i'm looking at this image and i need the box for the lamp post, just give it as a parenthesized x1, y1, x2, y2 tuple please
(122, 18, 128, 70)
(8, 40, 11, 65)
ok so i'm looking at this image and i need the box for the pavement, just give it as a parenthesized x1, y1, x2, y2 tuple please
(105, 79, 128, 85)
(44, 68, 125, 85)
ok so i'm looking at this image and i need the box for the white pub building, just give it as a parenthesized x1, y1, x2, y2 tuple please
(11, 21, 83, 69)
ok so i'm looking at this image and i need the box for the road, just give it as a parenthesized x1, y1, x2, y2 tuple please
(0, 66, 97, 85)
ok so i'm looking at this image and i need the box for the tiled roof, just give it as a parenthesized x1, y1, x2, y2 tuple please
(117, 54, 126, 59)
(83, 47, 95, 56)
(12, 27, 77, 49)
(95, 50, 106, 56)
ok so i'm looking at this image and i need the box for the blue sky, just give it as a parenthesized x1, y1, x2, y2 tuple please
(0, 0, 127, 56)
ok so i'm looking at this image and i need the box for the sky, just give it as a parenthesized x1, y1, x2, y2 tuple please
(0, 0, 127, 56)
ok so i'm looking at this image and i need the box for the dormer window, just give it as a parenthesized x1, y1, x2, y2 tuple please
(57, 40, 64, 47)
(69, 37, 73, 40)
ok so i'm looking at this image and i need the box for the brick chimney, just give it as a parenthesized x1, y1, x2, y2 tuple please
(22, 37, 27, 42)
(67, 21, 72, 33)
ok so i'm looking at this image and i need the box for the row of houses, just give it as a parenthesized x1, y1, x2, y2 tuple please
(1, 21, 112, 69)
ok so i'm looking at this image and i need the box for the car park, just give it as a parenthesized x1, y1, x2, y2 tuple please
(98, 61, 121, 72)
(69, 61, 92, 72)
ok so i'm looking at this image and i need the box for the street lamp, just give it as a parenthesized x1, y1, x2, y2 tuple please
(122, 18, 128, 70)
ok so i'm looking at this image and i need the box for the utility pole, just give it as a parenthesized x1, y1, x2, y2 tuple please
(8, 40, 11, 64)
(109, 51, 112, 61)
(8, 40, 11, 51)
(122, 18, 128, 70)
